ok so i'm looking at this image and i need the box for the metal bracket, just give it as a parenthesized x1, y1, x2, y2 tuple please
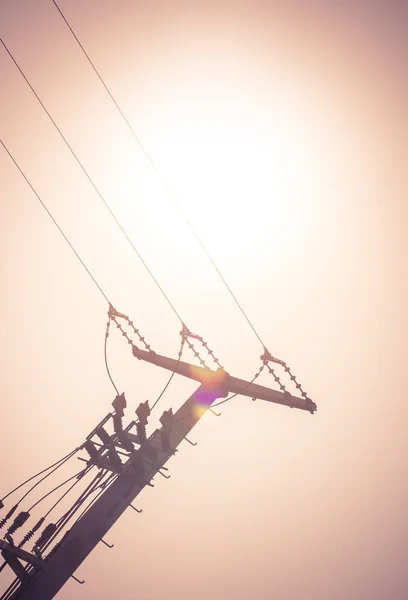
(209, 407, 221, 416)
(101, 539, 114, 549)
(71, 574, 85, 584)
(130, 505, 143, 513)
(184, 437, 197, 446)
(158, 470, 170, 479)
(0, 539, 45, 569)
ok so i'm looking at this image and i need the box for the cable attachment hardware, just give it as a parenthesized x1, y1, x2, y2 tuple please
(180, 323, 223, 369)
(261, 349, 287, 393)
(33, 522, 57, 552)
(126, 319, 152, 352)
(112, 392, 127, 417)
(283, 364, 310, 401)
(18, 517, 45, 548)
(106, 304, 129, 343)
(110, 307, 153, 353)
(0, 504, 18, 529)
(261, 348, 314, 411)
(111, 396, 135, 454)
(47, 529, 71, 560)
(260, 348, 286, 367)
(108, 304, 129, 321)
(111, 315, 134, 348)
(6, 511, 30, 537)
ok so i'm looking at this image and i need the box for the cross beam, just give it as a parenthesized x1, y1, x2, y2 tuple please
(132, 346, 317, 413)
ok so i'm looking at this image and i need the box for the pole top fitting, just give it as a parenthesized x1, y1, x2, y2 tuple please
(261, 347, 286, 367)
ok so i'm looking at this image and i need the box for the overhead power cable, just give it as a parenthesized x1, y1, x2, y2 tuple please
(0, 139, 111, 305)
(0, 448, 78, 506)
(9, 451, 77, 507)
(150, 336, 185, 412)
(51, 0, 266, 350)
(104, 317, 120, 395)
(27, 467, 89, 513)
(0, 37, 182, 323)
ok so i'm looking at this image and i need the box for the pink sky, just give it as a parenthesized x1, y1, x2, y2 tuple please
(1, 1, 408, 599)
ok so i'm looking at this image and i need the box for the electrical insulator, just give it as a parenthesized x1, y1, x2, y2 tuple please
(136, 401, 150, 423)
(160, 408, 174, 430)
(7, 511, 30, 536)
(136, 421, 147, 444)
(112, 412, 123, 434)
(0, 504, 18, 529)
(112, 392, 127, 415)
(19, 517, 45, 548)
(84, 440, 99, 461)
(107, 448, 122, 470)
(47, 529, 71, 560)
(96, 427, 111, 446)
(34, 522, 57, 550)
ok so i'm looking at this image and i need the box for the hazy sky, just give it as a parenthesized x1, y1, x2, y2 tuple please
(1, 1, 408, 599)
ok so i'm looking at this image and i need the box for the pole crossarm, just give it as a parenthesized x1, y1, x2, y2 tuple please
(132, 346, 317, 413)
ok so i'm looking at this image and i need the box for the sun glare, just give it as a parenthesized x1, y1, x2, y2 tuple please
(142, 77, 323, 272)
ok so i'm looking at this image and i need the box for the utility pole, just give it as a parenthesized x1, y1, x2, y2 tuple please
(0, 348, 316, 600)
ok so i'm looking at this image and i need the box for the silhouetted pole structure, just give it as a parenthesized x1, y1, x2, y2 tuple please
(1, 350, 316, 600)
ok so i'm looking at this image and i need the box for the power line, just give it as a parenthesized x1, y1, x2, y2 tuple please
(150, 337, 185, 412)
(104, 318, 120, 395)
(51, 0, 267, 350)
(1, 448, 78, 504)
(27, 467, 88, 512)
(0, 138, 110, 304)
(0, 37, 182, 323)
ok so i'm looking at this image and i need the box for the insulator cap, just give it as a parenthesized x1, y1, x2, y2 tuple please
(35, 522, 57, 549)
(0, 504, 18, 529)
(112, 392, 127, 415)
(47, 529, 70, 559)
(19, 517, 45, 547)
(7, 511, 30, 535)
